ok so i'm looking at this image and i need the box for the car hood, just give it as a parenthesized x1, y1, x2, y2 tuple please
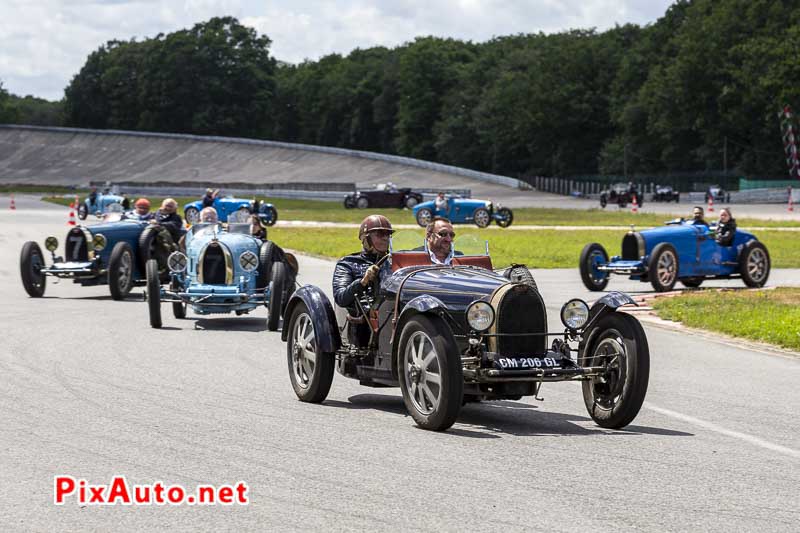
(383, 265, 508, 310)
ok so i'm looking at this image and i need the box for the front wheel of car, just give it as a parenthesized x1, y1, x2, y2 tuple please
(257, 241, 281, 290)
(581, 312, 649, 429)
(267, 261, 287, 332)
(739, 240, 770, 288)
(579, 243, 609, 291)
(648, 243, 678, 292)
(416, 208, 433, 227)
(146, 259, 162, 328)
(108, 241, 134, 300)
(398, 315, 463, 431)
(404, 196, 419, 209)
(473, 207, 490, 228)
(20, 241, 47, 297)
(265, 206, 278, 226)
(495, 207, 513, 227)
(343, 197, 354, 209)
(184, 207, 200, 225)
(356, 197, 369, 209)
(287, 301, 335, 403)
(77, 204, 88, 220)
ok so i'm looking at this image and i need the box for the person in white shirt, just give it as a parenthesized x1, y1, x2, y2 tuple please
(426, 217, 456, 265)
(434, 192, 448, 214)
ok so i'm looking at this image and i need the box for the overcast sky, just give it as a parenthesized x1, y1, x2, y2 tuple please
(1, 0, 675, 101)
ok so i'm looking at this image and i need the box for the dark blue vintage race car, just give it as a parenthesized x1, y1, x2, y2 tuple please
(183, 196, 278, 226)
(282, 232, 649, 432)
(579, 221, 770, 292)
(145, 223, 296, 331)
(20, 216, 175, 299)
(412, 196, 513, 228)
(78, 193, 126, 220)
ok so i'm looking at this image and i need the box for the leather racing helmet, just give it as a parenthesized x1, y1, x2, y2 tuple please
(359, 214, 394, 251)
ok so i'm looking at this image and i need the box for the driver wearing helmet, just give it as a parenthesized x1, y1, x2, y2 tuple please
(122, 198, 154, 221)
(333, 215, 394, 346)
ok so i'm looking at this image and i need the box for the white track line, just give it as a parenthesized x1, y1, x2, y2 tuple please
(645, 403, 800, 459)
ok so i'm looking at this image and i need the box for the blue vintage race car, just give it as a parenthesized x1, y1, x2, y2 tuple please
(183, 197, 278, 226)
(145, 223, 296, 331)
(579, 221, 771, 292)
(78, 193, 126, 220)
(282, 231, 649, 432)
(412, 196, 513, 228)
(20, 216, 175, 300)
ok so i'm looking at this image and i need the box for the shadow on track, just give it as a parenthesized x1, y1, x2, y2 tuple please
(193, 317, 268, 332)
(325, 393, 693, 439)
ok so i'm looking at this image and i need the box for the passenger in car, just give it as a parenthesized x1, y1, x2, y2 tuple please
(200, 206, 218, 223)
(151, 198, 185, 242)
(715, 208, 737, 246)
(691, 206, 709, 227)
(202, 188, 219, 208)
(425, 217, 457, 265)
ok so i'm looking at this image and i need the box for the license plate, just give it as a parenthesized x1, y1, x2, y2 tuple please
(495, 357, 560, 369)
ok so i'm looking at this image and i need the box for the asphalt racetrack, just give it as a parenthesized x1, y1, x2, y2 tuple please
(2, 196, 799, 531)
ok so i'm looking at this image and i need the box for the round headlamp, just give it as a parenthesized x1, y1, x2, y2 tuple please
(168, 251, 188, 273)
(45, 236, 59, 252)
(91, 233, 107, 252)
(561, 299, 589, 330)
(239, 250, 259, 272)
(466, 301, 495, 332)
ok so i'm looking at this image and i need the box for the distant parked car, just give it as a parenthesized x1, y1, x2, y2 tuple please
(599, 182, 642, 209)
(145, 222, 296, 331)
(20, 216, 175, 300)
(705, 185, 730, 204)
(412, 196, 513, 228)
(183, 196, 277, 226)
(651, 185, 680, 203)
(579, 220, 770, 292)
(78, 193, 125, 220)
(343, 183, 423, 209)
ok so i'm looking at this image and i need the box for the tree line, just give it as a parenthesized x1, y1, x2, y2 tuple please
(3, 1, 799, 180)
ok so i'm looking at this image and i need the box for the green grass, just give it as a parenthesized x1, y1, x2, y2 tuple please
(267, 227, 799, 268)
(652, 288, 800, 352)
(41, 195, 800, 227)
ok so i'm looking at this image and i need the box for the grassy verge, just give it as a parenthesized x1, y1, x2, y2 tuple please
(41, 195, 800, 227)
(651, 288, 800, 352)
(268, 227, 800, 268)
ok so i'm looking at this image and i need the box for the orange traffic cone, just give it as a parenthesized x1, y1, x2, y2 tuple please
(67, 206, 77, 226)
(631, 194, 638, 214)
(707, 195, 714, 213)
(9, 193, 16, 210)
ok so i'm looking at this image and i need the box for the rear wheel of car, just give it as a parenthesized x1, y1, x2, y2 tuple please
(473, 207, 490, 228)
(287, 301, 335, 402)
(648, 243, 678, 292)
(416, 208, 433, 227)
(680, 277, 703, 288)
(356, 197, 369, 209)
(108, 241, 134, 300)
(138, 226, 172, 281)
(20, 241, 46, 297)
(581, 312, 649, 429)
(579, 243, 609, 291)
(495, 207, 513, 227)
(739, 240, 770, 288)
(267, 261, 287, 331)
(77, 204, 88, 220)
(184, 207, 200, 225)
(404, 195, 419, 209)
(146, 259, 162, 328)
(398, 315, 463, 431)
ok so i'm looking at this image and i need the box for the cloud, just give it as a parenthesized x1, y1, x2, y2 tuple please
(0, 0, 673, 101)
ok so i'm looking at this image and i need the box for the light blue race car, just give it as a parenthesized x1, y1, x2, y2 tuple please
(145, 223, 296, 331)
(78, 193, 125, 220)
(412, 196, 513, 228)
(579, 220, 770, 292)
(183, 197, 278, 226)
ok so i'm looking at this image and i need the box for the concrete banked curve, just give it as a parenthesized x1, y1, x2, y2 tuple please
(0, 125, 522, 199)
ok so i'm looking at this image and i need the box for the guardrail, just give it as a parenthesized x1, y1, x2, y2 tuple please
(1, 124, 523, 190)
